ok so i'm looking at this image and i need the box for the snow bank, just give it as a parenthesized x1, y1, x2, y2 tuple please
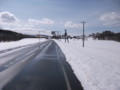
(0, 38, 46, 52)
(55, 39, 120, 90)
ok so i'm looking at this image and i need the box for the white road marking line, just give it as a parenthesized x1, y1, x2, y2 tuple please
(55, 45, 72, 90)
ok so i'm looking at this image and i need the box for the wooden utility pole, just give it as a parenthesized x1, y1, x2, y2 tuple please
(81, 21, 86, 47)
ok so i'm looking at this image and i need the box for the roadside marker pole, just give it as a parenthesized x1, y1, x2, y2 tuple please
(60, 31, 61, 41)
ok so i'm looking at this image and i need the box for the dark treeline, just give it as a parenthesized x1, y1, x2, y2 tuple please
(90, 31, 120, 42)
(0, 29, 35, 42)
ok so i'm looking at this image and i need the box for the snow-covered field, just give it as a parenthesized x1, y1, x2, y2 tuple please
(55, 39, 120, 90)
(0, 38, 46, 53)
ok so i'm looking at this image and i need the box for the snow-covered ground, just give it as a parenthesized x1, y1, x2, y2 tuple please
(55, 38, 120, 90)
(0, 38, 46, 53)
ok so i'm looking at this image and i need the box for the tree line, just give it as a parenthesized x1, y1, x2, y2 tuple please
(90, 31, 120, 42)
(0, 29, 35, 42)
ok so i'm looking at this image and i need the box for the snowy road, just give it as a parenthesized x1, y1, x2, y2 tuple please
(0, 40, 83, 90)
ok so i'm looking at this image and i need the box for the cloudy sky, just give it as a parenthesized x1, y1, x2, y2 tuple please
(0, 0, 120, 35)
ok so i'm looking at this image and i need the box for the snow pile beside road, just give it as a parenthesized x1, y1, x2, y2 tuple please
(55, 39, 120, 90)
(0, 38, 46, 52)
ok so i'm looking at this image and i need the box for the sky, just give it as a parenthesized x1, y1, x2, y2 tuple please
(0, 0, 120, 36)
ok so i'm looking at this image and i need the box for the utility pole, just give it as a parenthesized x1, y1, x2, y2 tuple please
(81, 21, 86, 47)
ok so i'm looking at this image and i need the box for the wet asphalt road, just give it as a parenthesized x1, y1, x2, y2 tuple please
(2, 40, 83, 90)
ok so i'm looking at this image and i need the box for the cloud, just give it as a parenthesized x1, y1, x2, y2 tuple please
(0, 11, 21, 31)
(0, 11, 55, 35)
(28, 18, 54, 25)
(99, 12, 120, 26)
(0, 11, 19, 23)
(64, 21, 82, 28)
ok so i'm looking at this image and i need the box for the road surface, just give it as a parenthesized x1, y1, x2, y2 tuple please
(0, 40, 83, 90)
